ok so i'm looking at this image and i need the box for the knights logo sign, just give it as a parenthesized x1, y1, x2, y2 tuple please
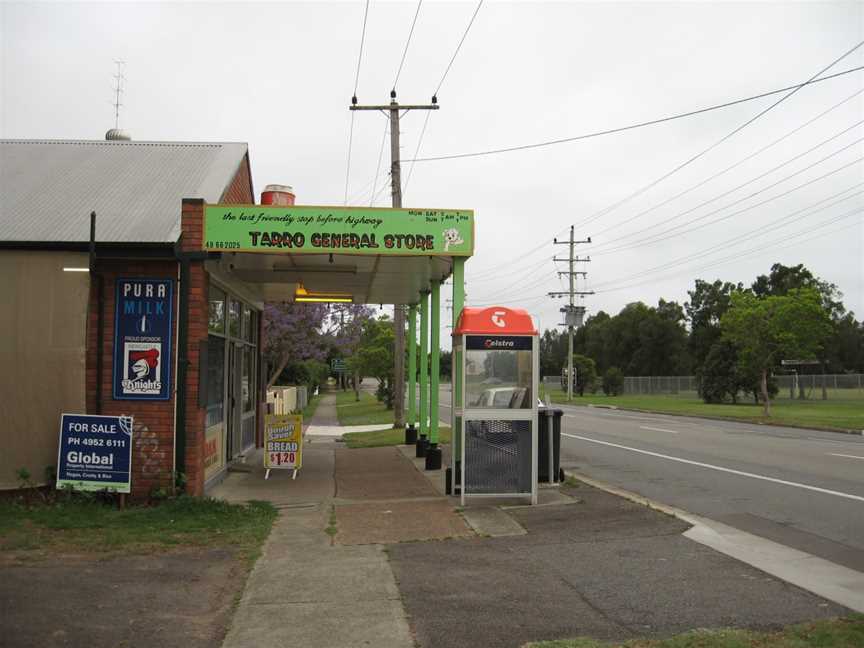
(113, 279, 173, 400)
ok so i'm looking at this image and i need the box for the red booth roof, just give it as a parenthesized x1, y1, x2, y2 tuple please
(454, 306, 537, 336)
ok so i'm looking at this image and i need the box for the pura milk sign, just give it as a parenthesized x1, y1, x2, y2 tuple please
(57, 414, 134, 492)
(113, 278, 174, 400)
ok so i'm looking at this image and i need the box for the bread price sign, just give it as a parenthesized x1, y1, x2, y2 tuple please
(264, 414, 303, 480)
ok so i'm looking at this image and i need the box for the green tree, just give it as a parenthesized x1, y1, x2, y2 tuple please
(571, 354, 598, 396)
(346, 316, 395, 407)
(721, 288, 832, 416)
(602, 366, 624, 396)
(686, 279, 743, 371)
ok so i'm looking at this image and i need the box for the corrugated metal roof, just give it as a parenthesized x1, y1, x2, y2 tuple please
(0, 139, 249, 243)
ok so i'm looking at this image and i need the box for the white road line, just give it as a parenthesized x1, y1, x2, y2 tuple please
(639, 425, 680, 435)
(561, 432, 864, 504)
(828, 453, 864, 460)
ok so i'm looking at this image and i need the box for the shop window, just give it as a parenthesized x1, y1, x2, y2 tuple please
(242, 305, 253, 342)
(242, 346, 254, 412)
(228, 299, 241, 338)
(209, 286, 226, 334)
(250, 310, 258, 344)
(207, 336, 225, 426)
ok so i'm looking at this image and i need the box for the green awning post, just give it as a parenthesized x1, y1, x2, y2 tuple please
(419, 292, 430, 442)
(430, 280, 441, 446)
(452, 258, 465, 476)
(407, 305, 417, 428)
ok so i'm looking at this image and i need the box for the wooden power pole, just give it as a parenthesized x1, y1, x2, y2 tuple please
(550, 226, 593, 401)
(351, 91, 438, 427)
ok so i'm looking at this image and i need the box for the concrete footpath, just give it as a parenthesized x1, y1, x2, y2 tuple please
(212, 392, 852, 648)
(214, 393, 415, 648)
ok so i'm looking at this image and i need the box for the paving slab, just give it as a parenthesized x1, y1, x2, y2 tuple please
(387, 484, 850, 648)
(335, 446, 437, 499)
(461, 506, 527, 537)
(210, 446, 335, 507)
(308, 423, 392, 436)
(335, 499, 473, 545)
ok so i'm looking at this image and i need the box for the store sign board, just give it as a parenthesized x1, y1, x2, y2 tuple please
(57, 414, 133, 493)
(113, 278, 174, 400)
(264, 414, 303, 473)
(203, 205, 474, 257)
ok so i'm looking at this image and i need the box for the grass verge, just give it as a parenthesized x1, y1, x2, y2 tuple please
(523, 615, 864, 647)
(541, 389, 863, 432)
(303, 392, 322, 420)
(342, 426, 452, 449)
(335, 388, 396, 426)
(0, 496, 277, 563)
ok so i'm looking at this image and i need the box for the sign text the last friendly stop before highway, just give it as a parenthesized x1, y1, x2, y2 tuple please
(203, 205, 474, 257)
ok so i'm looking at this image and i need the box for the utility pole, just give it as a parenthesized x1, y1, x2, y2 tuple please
(351, 91, 439, 428)
(549, 226, 593, 401)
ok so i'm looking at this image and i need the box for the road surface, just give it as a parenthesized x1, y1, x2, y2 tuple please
(434, 388, 864, 572)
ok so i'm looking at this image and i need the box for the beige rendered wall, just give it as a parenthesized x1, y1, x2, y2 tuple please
(0, 251, 90, 489)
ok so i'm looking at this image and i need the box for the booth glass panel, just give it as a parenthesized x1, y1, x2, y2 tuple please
(465, 348, 533, 409)
(464, 419, 532, 494)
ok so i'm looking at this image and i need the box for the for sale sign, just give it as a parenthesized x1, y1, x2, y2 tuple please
(113, 278, 174, 400)
(264, 414, 303, 472)
(57, 414, 134, 493)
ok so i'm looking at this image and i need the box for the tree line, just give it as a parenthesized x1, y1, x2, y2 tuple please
(540, 263, 863, 409)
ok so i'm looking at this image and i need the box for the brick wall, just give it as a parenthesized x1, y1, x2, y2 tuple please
(86, 259, 179, 498)
(86, 156, 253, 498)
(221, 154, 254, 204)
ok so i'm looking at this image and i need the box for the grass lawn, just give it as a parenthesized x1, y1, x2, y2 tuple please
(303, 392, 321, 420)
(0, 496, 277, 563)
(335, 388, 397, 426)
(523, 615, 864, 648)
(540, 388, 864, 431)
(343, 426, 452, 449)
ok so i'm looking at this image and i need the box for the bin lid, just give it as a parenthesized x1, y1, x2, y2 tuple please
(454, 306, 537, 336)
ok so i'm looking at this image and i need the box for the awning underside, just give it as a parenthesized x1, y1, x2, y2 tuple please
(208, 252, 455, 305)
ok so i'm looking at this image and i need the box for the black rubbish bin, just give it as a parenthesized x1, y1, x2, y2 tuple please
(537, 408, 563, 483)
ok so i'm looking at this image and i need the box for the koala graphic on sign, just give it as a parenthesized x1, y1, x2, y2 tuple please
(442, 228, 464, 252)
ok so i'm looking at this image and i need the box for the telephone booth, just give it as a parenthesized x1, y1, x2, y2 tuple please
(452, 307, 539, 505)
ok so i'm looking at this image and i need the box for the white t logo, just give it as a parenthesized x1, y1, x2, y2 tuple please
(491, 310, 506, 328)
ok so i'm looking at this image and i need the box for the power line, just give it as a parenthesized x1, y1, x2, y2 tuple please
(468, 225, 571, 279)
(592, 89, 864, 237)
(404, 0, 484, 198)
(434, 0, 484, 97)
(588, 121, 864, 248)
(592, 184, 864, 289)
(572, 40, 864, 230)
(588, 150, 864, 256)
(403, 109, 433, 197)
(392, 0, 423, 92)
(469, 254, 555, 283)
(344, 0, 372, 205)
(594, 207, 864, 295)
(370, 119, 390, 205)
(353, 0, 371, 97)
(447, 86, 864, 276)
(409, 64, 864, 163)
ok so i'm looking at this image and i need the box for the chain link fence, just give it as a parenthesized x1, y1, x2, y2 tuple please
(541, 374, 864, 399)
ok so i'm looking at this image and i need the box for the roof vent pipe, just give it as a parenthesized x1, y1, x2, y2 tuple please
(261, 184, 295, 206)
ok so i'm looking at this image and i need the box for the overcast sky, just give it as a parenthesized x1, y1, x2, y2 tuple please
(3, 1, 863, 342)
